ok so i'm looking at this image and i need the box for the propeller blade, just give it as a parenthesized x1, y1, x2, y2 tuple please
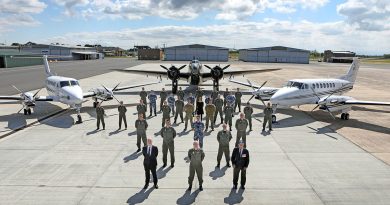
(258, 96, 266, 106)
(247, 95, 255, 103)
(311, 87, 321, 101)
(160, 65, 169, 70)
(12, 85, 23, 93)
(325, 106, 336, 120)
(112, 94, 120, 103)
(178, 65, 186, 70)
(112, 82, 121, 91)
(257, 81, 267, 90)
(17, 106, 25, 114)
(222, 65, 230, 70)
(311, 104, 320, 112)
(33, 88, 42, 98)
(101, 84, 110, 93)
(246, 79, 255, 91)
(204, 65, 212, 70)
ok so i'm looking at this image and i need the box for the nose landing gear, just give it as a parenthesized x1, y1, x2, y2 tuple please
(23, 108, 32, 115)
(340, 113, 350, 120)
(75, 108, 83, 124)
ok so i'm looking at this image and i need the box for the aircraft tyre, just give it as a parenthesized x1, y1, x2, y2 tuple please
(28, 108, 32, 115)
(93, 101, 98, 108)
(77, 115, 83, 124)
(172, 80, 178, 94)
(24, 109, 27, 115)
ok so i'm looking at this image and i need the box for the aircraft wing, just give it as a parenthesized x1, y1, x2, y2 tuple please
(83, 92, 96, 98)
(0, 96, 23, 100)
(112, 69, 191, 79)
(114, 80, 161, 92)
(202, 68, 281, 79)
(35, 96, 54, 101)
(343, 100, 390, 106)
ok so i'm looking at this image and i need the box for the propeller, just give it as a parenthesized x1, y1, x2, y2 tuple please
(102, 84, 120, 103)
(247, 79, 267, 105)
(310, 87, 335, 119)
(12, 85, 38, 113)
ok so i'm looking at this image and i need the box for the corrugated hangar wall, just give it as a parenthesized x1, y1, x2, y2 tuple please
(164, 44, 228, 61)
(239, 46, 309, 64)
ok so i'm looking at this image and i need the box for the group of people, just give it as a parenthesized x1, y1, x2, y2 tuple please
(94, 86, 275, 192)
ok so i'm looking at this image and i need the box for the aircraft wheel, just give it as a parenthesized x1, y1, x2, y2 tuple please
(28, 108, 32, 115)
(77, 115, 83, 124)
(23, 109, 27, 115)
(272, 115, 277, 123)
(172, 82, 178, 94)
(341, 113, 345, 120)
(345, 113, 350, 120)
(93, 101, 98, 108)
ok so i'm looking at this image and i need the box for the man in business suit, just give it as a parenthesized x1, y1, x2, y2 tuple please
(142, 138, 159, 189)
(231, 140, 250, 190)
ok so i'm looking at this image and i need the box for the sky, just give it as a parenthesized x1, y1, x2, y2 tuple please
(0, 0, 389, 55)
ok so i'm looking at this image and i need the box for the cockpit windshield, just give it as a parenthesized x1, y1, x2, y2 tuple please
(191, 60, 199, 64)
(60, 80, 79, 87)
(286, 81, 303, 89)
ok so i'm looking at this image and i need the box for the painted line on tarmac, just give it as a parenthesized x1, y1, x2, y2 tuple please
(0, 109, 68, 140)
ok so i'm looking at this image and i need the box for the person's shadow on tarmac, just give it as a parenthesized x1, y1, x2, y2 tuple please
(157, 166, 172, 179)
(176, 190, 200, 205)
(126, 187, 154, 205)
(224, 189, 245, 205)
(209, 166, 228, 180)
(123, 151, 142, 163)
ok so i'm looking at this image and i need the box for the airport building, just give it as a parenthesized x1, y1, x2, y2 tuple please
(0, 47, 43, 68)
(163, 44, 229, 61)
(239, 46, 310, 64)
(21, 44, 102, 60)
(323, 50, 356, 63)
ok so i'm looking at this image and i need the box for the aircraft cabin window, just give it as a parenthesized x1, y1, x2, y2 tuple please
(326, 83, 329, 88)
(316, 83, 319, 88)
(333, 83, 335, 87)
(312, 84, 315, 89)
(320, 83, 323, 88)
(305, 84, 309, 89)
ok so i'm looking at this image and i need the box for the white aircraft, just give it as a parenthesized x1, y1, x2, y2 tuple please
(0, 56, 160, 123)
(230, 58, 390, 122)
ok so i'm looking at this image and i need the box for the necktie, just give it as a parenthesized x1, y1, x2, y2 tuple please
(240, 149, 242, 157)
(148, 146, 151, 156)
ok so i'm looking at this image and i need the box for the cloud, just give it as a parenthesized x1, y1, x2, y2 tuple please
(53, 0, 89, 16)
(43, 19, 390, 55)
(0, 0, 46, 32)
(337, 0, 390, 31)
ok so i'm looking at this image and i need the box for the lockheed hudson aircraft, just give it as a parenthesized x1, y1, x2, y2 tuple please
(115, 59, 280, 93)
(230, 58, 390, 122)
(0, 56, 160, 123)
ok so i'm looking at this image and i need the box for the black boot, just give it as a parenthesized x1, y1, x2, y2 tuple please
(199, 184, 203, 191)
(187, 185, 192, 191)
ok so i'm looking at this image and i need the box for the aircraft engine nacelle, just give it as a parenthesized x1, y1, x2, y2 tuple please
(211, 66, 224, 81)
(93, 88, 113, 100)
(22, 92, 36, 107)
(167, 67, 181, 81)
(318, 95, 354, 113)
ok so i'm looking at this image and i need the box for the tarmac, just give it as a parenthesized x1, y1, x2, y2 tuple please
(0, 61, 389, 204)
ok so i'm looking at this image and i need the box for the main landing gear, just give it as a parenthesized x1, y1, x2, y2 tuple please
(23, 108, 32, 115)
(272, 115, 277, 123)
(172, 80, 178, 94)
(340, 113, 350, 120)
(76, 108, 83, 124)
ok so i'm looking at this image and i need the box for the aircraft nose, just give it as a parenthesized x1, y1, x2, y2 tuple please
(67, 91, 83, 104)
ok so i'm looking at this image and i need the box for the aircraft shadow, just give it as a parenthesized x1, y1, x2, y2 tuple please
(176, 190, 200, 205)
(126, 188, 154, 205)
(351, 106, 390, 114)
(223, 189, 244, 205)
(209, 166, 228, 180)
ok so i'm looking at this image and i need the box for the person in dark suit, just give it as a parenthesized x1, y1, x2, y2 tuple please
(196, 96, 204, 121)
(231, 140, 250, 189)
(142, 138, 159, 189)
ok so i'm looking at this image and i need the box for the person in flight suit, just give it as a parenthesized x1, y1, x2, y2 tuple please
(184, 100, 194, 131)
(216, 123, 232, 168)
(161, 101, 171, 127)
(168, 94, 176, 117)
(148, 91, 157, 117)
(224, 103, 234, 131)
(234, 88, 242, 112)
(118, 101, 127, 130)
(205, 99, 216, 131)
(235, 113, 248, 148)
(244, 102, 254, 131)
(263, 102, 273, 132)
(143, 138, 159, 189)
(174, 96, 184, 124)
(96, 103, 105, 130)
(177, 87, 185, 101)
(140, 87, 148, 112)
(231, 140, 250, 190)
(187, 140, 205, 191)
(137, 99, 147, 120)
(160, 88, 167, 112)
(135, 113, 148, 152)
(193, 115, 205, 148)
(214, 94, 224, 125)
(160, 120, 176, 168)
(223, 88, 230, 108)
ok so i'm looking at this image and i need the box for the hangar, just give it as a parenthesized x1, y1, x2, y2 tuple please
(239, 46, 310, 64)
(21, 44, 102, 60)
(0, 50, 42, 68)
(164, 44, 228, 61)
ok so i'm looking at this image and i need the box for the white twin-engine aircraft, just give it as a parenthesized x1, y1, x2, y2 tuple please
(230, 58, 390, 122)
(0, 55, 160, 123)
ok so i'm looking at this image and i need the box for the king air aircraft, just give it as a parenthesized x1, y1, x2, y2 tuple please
(115, 59, 280, 93)
(230, 58, 390, 122)
(0, 56, 160, 123)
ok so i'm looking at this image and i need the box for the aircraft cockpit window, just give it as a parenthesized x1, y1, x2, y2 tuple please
(60, 81, 79, 87)
(71, 81, 79, 86)
(287, 81, 303, 88)
(304, 84, 309, 89)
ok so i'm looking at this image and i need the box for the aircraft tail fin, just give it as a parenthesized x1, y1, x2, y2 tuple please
(43, 55, 53, 76)
(339, 57, 360, 83)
